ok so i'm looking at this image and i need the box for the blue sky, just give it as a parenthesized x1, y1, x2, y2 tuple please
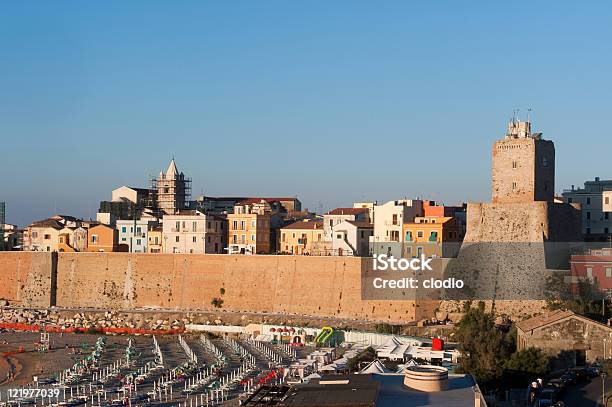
(1, 1, 610, 226)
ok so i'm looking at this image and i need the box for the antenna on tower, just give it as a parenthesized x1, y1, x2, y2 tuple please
(527, 108, 532, 123)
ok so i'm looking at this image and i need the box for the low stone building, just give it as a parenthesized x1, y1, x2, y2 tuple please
(516, 309, 612, 366)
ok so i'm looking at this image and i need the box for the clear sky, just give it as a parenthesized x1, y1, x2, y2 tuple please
(1, 1, 610, 226)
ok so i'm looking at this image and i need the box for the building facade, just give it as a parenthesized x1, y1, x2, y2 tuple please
(492, 119, 555, 204)
(562, 178, 612, 242)
(162, 210, 226, 254)
(279, 219, 324, 255)
(402, 216, 463, 258)
(57, 226, 88, 252)
(331, 220, 373, 257)
(370, 200, 424, 256)
(147, 227, 163, 253)
(116, 219, 158, 253)
(24, 215, 84, 252)
(227, 200, 272, 254)
(570, 248, 612, 294)
(516, 310, 612, 366)
(87, 224, 118, 252)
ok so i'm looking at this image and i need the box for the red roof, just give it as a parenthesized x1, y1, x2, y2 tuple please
(325, 207, 368, 216)
(282, 220, 323, 230)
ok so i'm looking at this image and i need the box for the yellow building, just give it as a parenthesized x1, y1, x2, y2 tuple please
(402, 216, 463, 258)
(227, 199, 272, 254)
(280, 219, 323, 255)
(148, 226, 163, 253)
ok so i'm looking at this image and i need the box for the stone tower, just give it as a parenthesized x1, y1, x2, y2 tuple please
(492, 120, 555, 204)
(154, 159, 191, 214)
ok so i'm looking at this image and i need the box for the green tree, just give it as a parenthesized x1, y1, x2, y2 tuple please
(503, 347, 549, 377)
(455, 306, 511, 386)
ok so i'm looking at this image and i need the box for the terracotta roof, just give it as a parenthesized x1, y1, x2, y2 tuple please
(325, 208, 368, 216)
(29, 219, 63, 230)
(282, 220, 323, 230)
(515, 309, 612, 333)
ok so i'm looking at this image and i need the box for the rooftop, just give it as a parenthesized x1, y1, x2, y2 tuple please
(282, 220, 323, 230)
(326, 207, 368, 216)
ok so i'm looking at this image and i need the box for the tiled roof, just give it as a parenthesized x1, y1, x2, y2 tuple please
(326, 208, 368, 216)
(515, 309, 612, 333)
(282, 220, 323, 230)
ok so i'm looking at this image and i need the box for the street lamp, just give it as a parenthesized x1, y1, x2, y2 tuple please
(603, 371, 608, 407)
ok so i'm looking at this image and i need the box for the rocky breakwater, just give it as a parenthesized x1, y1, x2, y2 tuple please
(0, 308, 189, 333)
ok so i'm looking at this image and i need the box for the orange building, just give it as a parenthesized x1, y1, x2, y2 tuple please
(402, 216, 463, 258)
(87, 224, 118, 252)
(227, 200, 272, 254)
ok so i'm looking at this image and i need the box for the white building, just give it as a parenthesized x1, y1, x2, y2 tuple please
(162, 210, 226, 254)
(323, 208, 369, 242)
(562, 177, 612, 241)
(116, 219, 158, 253)
(370, 199, 424, 256)
(331, 220, 373, 257)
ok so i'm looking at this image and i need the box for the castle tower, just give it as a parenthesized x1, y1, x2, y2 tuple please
(492, 119, 555, 204)
(153, 159, 191, 214)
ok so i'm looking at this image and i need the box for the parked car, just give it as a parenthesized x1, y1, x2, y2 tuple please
(570, 367, 589, 383)
(536, 388, 565, 407)
(546, 378, 566, 394)
(560, 369, 577, 385)
(586, 366, 601, 378)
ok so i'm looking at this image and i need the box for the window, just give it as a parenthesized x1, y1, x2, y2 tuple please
(175, 236, 180, 242)
(251, 220, 256, 228)
(337, 234, 342, 239)
(606, 268, 612, 278)
(192, 237, 197, 243)
(241, 234, 246, 244)
(92, 235, 98, 243)
(586, 212, 591, 220)
(587, 197, 591, 206)
(392, 214, 398, 225)
(44, 234, 51, 240)
(251, 234, 256, 241)
(121, 227, 126, 233)
(587, 267, 593, 279)
(606, 197, 610, 205)
(417, 247, 423, 257)
(605, 228, 609, 234)
(122, 237, 126, 242)
(512, 182, 517, 190)
(542, 157, 548, 167)
(568, 198, 573, 203)
(175, 221, 180, 231)
(193, 222, 197, 232)
(282, 233, 286, 242)
(292, 233, 296, 238)
(136, 239, 141, 245)
(417, 231, 424, 238)
(182, 222, 186, 228)
(32, 232, 38, 238)
(512, 161, 517, 169)
(233, 221, 238, 230)
(606, 213, 609, 220)
(136, 227, 141, 234)
(587, 228, 591, 234)
(240, 221, 246, 230)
